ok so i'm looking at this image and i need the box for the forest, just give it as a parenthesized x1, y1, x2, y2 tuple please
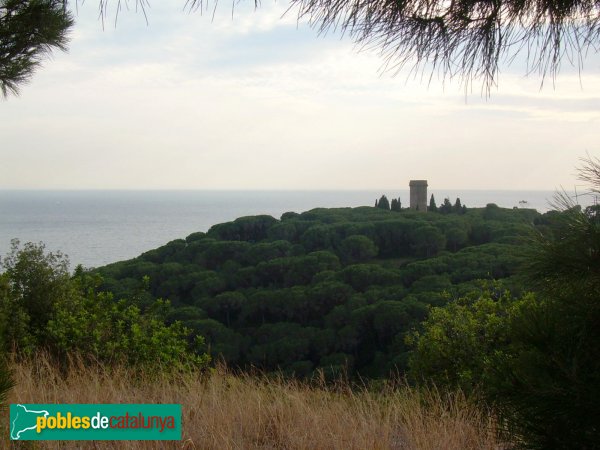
(92, 200, 535, 377)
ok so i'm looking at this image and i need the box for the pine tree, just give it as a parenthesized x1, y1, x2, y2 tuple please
(488, 156, 600, 447)
(429, 194, 438, 213)
(4, 0, 600, 96)
(439, 197, 452, 214)
(453, 198, 462, 213)
(377, 195, 390, 210)
(0, 0, 73, 96)
(257, 0, 600, 92)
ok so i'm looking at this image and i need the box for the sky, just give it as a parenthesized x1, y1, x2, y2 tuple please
(0, 1, 599, 191)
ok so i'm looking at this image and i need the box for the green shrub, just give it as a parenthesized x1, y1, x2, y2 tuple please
(0, 241, 210, 371)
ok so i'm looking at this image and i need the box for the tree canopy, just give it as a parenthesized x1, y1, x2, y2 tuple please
(1, 0, 598, 96)
(286, 0, 599, 91)
(0, 239, 210, 370)
(0, 0, 72, 96)
(408, 156, 600, 448)
(91, 203, 541, 378)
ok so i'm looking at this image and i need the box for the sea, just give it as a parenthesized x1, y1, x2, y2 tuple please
(0, 189, 588, 269)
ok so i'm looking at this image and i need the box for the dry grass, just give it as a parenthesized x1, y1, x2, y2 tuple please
(4, 355, 506, 449)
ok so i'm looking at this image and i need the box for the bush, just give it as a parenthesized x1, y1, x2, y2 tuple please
(409, 157, 600, 448)
(0, 241, 210, 371)
(407, 286, 532, 393)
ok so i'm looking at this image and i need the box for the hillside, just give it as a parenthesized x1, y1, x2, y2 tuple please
(96, 203, 544, 378)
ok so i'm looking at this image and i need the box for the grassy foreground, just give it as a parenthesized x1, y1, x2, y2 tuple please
(5, 356, 505, 449)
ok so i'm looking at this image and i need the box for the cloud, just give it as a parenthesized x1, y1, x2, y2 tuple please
(0, 1, 598, 190)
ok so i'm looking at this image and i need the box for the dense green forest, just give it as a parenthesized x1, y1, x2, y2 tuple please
(2, 175, 599, 448)
(94, 201, 542, 378)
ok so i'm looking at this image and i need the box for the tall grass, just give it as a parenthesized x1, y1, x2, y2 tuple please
(4, 354, 506, 449)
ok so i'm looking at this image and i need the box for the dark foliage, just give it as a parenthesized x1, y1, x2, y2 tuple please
(408, 157, 600, 448)
(96, 204, 540, 378)
(279, 0, 600, 91)
(0, 240, 210, 370)
(429, 194, 437, 213)
(376, 194, 390, 210)
(5, 0, 598, 96)
(0, 0, 73, 96)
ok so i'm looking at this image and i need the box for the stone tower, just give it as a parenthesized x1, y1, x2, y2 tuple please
(409, 180, 428, 212)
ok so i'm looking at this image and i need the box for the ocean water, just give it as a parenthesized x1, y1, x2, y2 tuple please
(0, 189, 575, 269)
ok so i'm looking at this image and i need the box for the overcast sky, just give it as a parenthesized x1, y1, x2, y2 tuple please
(0, 1, 598, 190)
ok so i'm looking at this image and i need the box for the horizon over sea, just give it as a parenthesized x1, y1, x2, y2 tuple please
(0, 189, 594, 269)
